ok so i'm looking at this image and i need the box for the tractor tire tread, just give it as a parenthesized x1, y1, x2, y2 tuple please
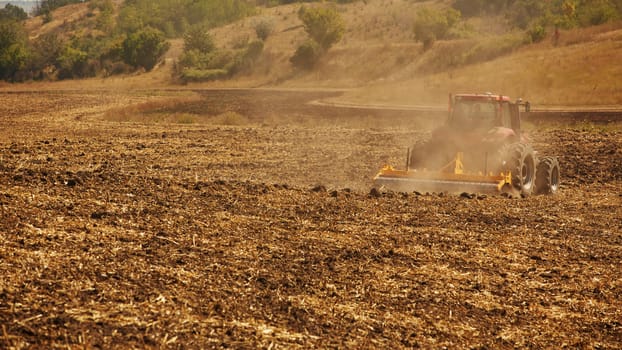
(535, 156, 560, 195)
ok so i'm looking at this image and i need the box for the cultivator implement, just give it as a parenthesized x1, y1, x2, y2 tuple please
(373, 153, 512, 194)
(374, 93, 560, 195)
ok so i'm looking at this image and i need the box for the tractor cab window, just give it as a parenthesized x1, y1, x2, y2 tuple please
(451, 100, 497, 129)
(501, 102, 512, 128)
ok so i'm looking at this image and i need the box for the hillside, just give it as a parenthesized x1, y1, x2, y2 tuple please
(337, 23, 622, 107)
(8, 0, 622, 107)
(203, 0, 622, 106)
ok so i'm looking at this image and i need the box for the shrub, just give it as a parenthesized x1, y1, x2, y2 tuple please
(30, 33, 63, 71)
(290, 39, 321, 70)
(122, 27, 170, 70)
(577, 0, 619, 26)
(298, 6, 345, 50)
(507, 0, 548, 29)
(117, 0, 255, 38)
(183, 24, 215, 53)
(527, 24, 547, 43)
(95, 3, 115, 34)
(289, 6, 345, 70)
(57, 45, 88, 79)
(244, 40, 264, 61)
(104, 60, 132, 76)
(255, 19, 273, 41)
(227, 40, 264, 74)
(179, 49, 234, 71)
(178, 49, 203, 69)
(413, 7, 461, 49)
(180, 67, 229, 82)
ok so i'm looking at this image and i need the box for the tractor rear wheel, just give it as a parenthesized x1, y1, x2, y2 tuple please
(502, 143, 536, 196)
(535, 156, 560, 194)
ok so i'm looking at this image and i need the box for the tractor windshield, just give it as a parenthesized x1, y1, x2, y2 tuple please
(450, 100, 498, 129)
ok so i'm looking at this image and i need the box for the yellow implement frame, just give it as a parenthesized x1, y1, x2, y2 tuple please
(373, 153, 512, 193)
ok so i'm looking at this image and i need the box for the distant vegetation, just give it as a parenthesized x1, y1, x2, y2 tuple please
(34, 0, 84, 14)
(116, 0, 255, 38)
(409, 0, 622, 72)
(175, 4, 346, 81)
(0, 3, 26, 21)
(413, 0, 622, 49)
(1, 0, 622, 82)
(175, 23, 264, 82)
(33, 0, 84, 22)
(0, 0, 256, 82)
(451, 0, 622, 32)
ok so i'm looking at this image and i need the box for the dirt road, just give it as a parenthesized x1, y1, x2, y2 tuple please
(1, 89, 621, 348)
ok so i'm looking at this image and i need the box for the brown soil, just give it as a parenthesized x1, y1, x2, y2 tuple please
(1, 90, 621, 349)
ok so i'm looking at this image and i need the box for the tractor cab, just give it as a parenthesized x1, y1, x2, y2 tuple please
(448, 93, 518, 132)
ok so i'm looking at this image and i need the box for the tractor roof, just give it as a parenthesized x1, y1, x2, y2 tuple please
(454, 93, 512, 102)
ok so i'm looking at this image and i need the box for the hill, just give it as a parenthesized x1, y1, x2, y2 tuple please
(201, 0, 622, 107)
(7, 0, 622, 107)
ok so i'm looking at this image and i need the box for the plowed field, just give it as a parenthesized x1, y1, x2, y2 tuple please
(1, 90, 621, 349)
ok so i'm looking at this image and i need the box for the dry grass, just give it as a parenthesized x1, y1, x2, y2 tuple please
(102, 96, 252, 126)
(337, 23, 622, 106)
(103, 95, 195, 121)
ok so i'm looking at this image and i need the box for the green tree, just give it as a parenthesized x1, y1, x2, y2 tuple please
(290, 6, 345, 70)
(183, 24, 215, 53)
(117, 5, 144, 34)
(0, 42, 29, 80)
(298, 6, 345, 50)
(0, 4, 28, 21)
(413, 7, 461, 49)
(57, 45, 88, 79)
(92, 0, 116, 33)
(122, 27, 170, 70)
(0, 21, 29, 80)
(30, 33, 64, 72)
(527, 24, 547, 43)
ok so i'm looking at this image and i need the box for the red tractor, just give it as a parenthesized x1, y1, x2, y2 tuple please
(374, 93, 560, 196)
